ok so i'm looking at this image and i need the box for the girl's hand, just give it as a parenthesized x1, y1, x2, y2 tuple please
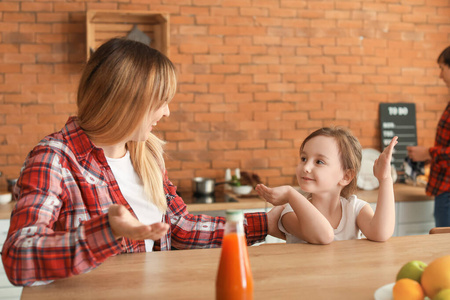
(108, 204, 169, 241)
(373, 136, 398, 181)
(255, 184, 291, 206)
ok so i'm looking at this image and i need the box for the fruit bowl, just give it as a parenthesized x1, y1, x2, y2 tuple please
(232, 185, 253, 195)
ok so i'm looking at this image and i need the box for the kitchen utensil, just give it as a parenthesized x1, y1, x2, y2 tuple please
(357, 148, 381, 190)
(192, 177, 229, 195)
(7, 178, 18, 193)
(232, 185, 253, 195)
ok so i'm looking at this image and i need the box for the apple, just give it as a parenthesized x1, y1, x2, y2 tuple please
(396, 260, 428, 283)
(433, 289, 450, 300)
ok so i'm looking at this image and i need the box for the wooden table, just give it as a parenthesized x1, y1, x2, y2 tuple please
(21, 234, 450, 300)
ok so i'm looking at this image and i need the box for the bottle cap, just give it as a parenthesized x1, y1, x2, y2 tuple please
(226, 210, 244, 222)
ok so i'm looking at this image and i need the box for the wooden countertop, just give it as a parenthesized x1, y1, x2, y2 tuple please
(0, 184, 432, 217)
(186, 183, 433, 212)
(355, 183, 433, 203)
(21, 234, 450, 300)
(0, 201, 15, 219)
(186, 192, 271, 212)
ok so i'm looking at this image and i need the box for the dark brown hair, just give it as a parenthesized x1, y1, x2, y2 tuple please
(437, 46, 450, 66)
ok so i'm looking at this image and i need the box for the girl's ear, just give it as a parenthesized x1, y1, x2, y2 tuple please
(339, 169, 355, 186)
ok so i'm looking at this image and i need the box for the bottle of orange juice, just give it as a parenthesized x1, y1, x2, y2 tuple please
(216, 210, 254, 300)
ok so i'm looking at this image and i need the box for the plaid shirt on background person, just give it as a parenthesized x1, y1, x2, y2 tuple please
(427, 103, 450, 196)
(1, 117, 268, 287)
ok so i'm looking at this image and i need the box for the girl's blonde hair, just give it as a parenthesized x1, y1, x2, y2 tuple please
(77, 38, 177, 211)
(300, 127, 362, 198)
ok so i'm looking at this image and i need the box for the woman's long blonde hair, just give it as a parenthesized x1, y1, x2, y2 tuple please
(77, 38, 177, 211)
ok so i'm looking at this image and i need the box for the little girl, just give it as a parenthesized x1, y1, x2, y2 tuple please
(255, 127, 398, 244)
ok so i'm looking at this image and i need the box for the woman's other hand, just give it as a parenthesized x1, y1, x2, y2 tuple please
(266, 205, 286, 240)
(406, 145, 431, 162)
(108, 204, 169, 241)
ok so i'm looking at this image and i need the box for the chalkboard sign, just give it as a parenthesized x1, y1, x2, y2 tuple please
(379, 103, 417, 174)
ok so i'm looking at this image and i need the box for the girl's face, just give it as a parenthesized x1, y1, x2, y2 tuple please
(131, 102, 170, 142)
(296, 135, 349, 196)
(439, 62, 450, 88)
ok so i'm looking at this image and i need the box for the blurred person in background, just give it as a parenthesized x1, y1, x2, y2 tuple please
(407, 46, 450, 227)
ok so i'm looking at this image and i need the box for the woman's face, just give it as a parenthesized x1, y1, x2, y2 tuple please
(131, 102, 170, 142)
(439, 62, 450, 88)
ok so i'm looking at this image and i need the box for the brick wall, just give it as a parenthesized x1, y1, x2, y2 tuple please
(1, 1, 449, 194)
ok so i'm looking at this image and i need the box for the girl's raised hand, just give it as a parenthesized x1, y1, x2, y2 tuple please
(255, 184, 291, 206)
(373, 136, 398, 181)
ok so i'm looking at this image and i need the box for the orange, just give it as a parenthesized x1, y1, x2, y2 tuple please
(421, 255, 450, 299)
(392, 278, 424, 300)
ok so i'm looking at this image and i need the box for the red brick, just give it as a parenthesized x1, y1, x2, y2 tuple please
(3, 32, 35, 43)
(222, 0, 251, 7)
(211, 64, 239, 73)
(298, 9, 325, 19)
(36, 13, 69, 23)
(222, 54, 251, 64)
(240, 7, 268, 17)
(195, 74, 225, 84)
(0, 2, 19, 11)
(54, 2, 85, 11)
(4, 12, 35, 22)
(210, 45, 239, 54)
(21, 2, 53, 11)
(209, 7, 239, 17)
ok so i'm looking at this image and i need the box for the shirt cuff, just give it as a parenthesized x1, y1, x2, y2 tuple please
(84, 213, 122, 264)
(244, 212, 268, 244)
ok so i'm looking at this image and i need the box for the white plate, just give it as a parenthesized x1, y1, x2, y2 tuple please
(357, 148, 381, 190)
(374, 283, 394, 300)
(0, 192, 12, 204)
(374, 282, 431, 300)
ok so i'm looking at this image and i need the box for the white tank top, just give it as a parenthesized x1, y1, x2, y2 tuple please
(106, 151, 163, 252)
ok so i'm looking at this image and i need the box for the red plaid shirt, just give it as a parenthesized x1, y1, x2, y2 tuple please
(427, 102, 450, 196)
(1, 117, 267, 286)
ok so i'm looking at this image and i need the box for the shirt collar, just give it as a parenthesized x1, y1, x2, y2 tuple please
(61, 116, 107, 165)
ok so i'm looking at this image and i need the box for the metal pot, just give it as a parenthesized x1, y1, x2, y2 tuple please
(7, 178, 18, 194)
(192, 177, 228, 195)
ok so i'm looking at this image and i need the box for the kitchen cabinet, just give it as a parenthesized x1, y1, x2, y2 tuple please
(397, 200, 435, 236)
(0, 216, 22, 300)
(366, 188, 435, 237)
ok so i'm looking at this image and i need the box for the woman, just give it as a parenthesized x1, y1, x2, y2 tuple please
(407, 46, 450, 227)
(2, 38, 283, 286)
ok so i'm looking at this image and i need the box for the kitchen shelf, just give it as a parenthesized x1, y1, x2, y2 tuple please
(86, 10, 170, 60)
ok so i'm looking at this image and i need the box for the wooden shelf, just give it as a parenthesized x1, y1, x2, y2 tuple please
(86, 10, 170, 60)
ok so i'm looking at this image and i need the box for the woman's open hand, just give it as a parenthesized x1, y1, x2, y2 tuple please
(108, 204, 169, 241)
(373, 136, 398, 182)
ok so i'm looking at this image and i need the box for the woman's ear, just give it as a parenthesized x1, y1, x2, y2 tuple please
(339, 169, 355, 187)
